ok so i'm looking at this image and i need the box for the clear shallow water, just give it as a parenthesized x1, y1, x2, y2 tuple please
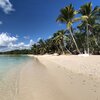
(0, 55, 31, 77)
(0, 55, 32, 100)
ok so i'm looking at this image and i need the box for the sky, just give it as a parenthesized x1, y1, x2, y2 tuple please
(0, 0, 99, 52)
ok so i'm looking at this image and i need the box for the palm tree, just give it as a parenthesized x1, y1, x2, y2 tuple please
(38, 39, 46, 54)
(31, 44, 40, 55)
(53, 30, 65, 54)
(79, 2, 100, 54)
(53, 30, 72, 54)
(45, 38, 56, 54)
(56, 4, 81, 54)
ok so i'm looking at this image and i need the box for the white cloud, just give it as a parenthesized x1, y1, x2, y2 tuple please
(8, 40, 34, 51)
(0, 0, 14, 14)
(29, 39, 34, 45)
(0, 33, 17, 46)
(0, 33, 34, 52)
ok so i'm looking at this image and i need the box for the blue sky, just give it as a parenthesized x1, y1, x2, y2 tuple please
(0, 0, 99, 51)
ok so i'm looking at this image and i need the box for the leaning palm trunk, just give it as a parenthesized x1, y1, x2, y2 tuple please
(59, 42, 65, 54)
(55, 44, 61, 54)
(61, 47, 65, 54)
(62, 37, 72, 54)
(60, 39, 65, 54)
(65, 47, 72, 54)
(93, 34, 99, 47)
(69, 28, 81, 54)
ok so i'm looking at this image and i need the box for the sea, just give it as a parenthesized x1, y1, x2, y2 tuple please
(0, 55, 32, 100)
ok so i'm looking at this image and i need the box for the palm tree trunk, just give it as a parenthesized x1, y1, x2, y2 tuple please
(59, 42, 65, 54)
(63, 35, 72, 54)
(93, 34, 99, 47)
(86, 24, 89, 54)
(55, 45, 60, 54)
(65, 47, 72, 54)
(69, 28, 81, 54)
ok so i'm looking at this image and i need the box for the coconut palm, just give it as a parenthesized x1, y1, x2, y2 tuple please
(53, 30, 72, 54)
(53, 30, 65, 54)
(31, 44, 40, 55)
(56, 4, 81, 54)
(79, 2, 100, 54)
(38, 39, 46, 54)
(45, 38, 56, 54)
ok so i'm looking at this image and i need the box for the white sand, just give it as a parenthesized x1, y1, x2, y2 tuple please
(35, 55, 100, 100)
(0, 55, 100, 100)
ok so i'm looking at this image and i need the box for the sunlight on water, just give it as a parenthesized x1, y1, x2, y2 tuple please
(0, 55, 31, 100)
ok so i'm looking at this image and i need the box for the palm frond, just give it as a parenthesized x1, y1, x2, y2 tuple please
(79, 2, 92, 16)
(72, 17, 81, 23)
(56, 4, 76, 25)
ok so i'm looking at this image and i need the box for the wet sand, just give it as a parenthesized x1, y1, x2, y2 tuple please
(0, 55, 100, 100)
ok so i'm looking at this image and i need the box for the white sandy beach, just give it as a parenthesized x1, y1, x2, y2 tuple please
(0, 55, 100, 100)
(34, 55, 100, 100)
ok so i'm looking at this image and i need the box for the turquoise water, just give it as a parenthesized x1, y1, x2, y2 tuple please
(0, 55, 32, 100)
(0, 55, 31, 78)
